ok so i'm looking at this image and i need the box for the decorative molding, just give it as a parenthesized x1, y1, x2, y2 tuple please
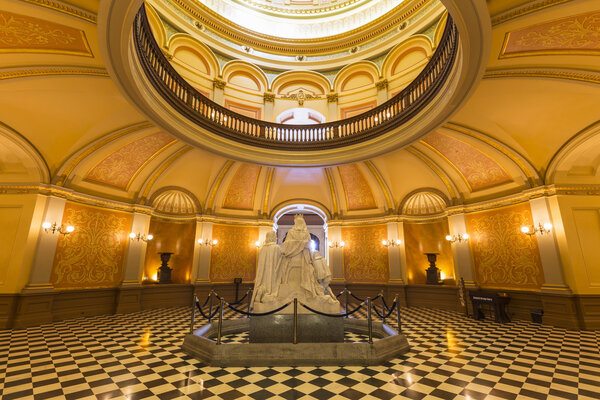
(0, 66, 108, 80)
(406, 146, 458, 200)
(364, 161, 394, 211)
(205, 160, 234, 214)
(20, 0, 97, 23)
(491, 0, 572, 26)
(326, 93, 338, 103)
(483, 68, 600, 85)
(324, 168, 339, 218)
(376, 79, 389, 90)
(262, 167, 274, 217)
(212, 78, 226, 90)
(263, 92, 275, 103)
(138, 146, 192, 202)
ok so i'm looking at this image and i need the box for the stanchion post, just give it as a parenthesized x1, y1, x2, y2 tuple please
(395, 294, 402, 333)
(208, 290, 214, 323)
(216, 298, 224, 345)
(344, 288, 349, 318)
(247, 289, 252, 318)
(367, 297, 373, 344)
(190, 294, 197, 333)
(293, 298, 298, 344)
(380, 291, 385, 325)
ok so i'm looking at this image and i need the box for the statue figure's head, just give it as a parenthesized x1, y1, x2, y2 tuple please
(293, 214, 307, 230)
(265, 231, 277, 244)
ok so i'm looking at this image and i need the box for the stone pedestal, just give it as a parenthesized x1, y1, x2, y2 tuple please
(249, 314, 344, 343)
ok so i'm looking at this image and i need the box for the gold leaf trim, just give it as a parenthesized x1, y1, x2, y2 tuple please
(20, 0, 97, 23)
(483, 68, 600, 85)
(491, 0, 572, 26)
(0, 66, 108, 80)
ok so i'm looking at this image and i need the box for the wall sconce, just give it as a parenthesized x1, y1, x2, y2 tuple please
(255, 240, 262, 248)
(198, 238, 218, 246)
(328, 240, 345, 248)
(42, 221, 74, 236)
(521, 222, 552, 236)
(129, 232, 153, 242)
(446, 233, 469, 243)
(382, 239, 401, 247)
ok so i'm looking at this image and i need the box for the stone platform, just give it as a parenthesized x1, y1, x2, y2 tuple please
(182, 319, 409, 366)
(249, 314, 344, 343)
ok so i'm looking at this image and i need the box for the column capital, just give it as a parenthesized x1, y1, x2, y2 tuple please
(213, 78, 226, 90)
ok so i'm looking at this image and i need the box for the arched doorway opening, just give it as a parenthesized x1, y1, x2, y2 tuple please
(273, 203, 328, 261)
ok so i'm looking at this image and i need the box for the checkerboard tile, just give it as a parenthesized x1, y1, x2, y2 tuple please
(0, 301, 598, 399)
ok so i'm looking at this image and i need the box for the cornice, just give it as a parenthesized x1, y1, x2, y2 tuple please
(483, 67, 600, 85)
(0, 66, 108, 80)
(20, 0, 97, 23)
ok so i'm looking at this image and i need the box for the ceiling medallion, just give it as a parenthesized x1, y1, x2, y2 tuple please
(397, 21, 409, 32)
(349, 46, 359, 54)
(194, 20, 205, 31)
(295, 55, 306, 61)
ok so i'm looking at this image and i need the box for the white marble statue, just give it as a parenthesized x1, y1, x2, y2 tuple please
(252, 215, 340, 314)
(251, 231, 281, 306)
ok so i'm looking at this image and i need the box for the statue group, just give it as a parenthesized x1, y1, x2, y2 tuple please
(251, 214, 341, 314)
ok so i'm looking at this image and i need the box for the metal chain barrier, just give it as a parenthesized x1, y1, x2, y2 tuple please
(372, 299, 397, 319)
(300, 301, 365, 318)
(227, 301, 292, 316)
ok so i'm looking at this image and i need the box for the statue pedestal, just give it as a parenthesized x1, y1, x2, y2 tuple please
(249, 314, 344, 343)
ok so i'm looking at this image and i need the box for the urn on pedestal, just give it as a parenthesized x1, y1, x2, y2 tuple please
(424, 252, 442, 285)
(157, 252, 174, 284)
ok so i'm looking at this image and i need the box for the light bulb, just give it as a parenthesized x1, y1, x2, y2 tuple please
(382, 240, 388, 246)
(198, 238, 204, 244)
(42, 221, 51, 229)
(129, 232, 136, 239)
(255, 240, 261, 247)
(543, 223, 552, 231)
(147, 234, 153, 240)
(339, 241, 345, 247)
(328, 242, 333, 247)
(445, 235, 452, 241)
(461, 233, 469, 240)
(521, 226, 530, 234)
(65, 225, 75, 233)
(212, 239, 218, 245)
(395, 240, 401, 246)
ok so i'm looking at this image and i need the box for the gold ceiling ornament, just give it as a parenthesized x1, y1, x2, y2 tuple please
(490, 0, 572, 26)
(0, 66, 108, 81)
(326, 93, 338, 103)
(263, 92, 275, 102)
(280, 89, 320, 106)
(20, 0, 97, 24)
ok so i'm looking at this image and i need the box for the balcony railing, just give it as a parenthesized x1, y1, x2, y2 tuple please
(133, 5, 458, 150)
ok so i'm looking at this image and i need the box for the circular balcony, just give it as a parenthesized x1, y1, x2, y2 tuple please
(99, 0, 490, 165)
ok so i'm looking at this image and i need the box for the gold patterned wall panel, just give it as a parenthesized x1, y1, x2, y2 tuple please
(210, 224, 258, 283)
(466, 203, 545, 290)
(342, 225, 389, 283)
(338, 164, 377, 210)
(501, 11, 600, 58)
(0, 10, 91, 56)
(51, 202, 132, 289)
(143, 218, 195, 284)
(85, 132, 175, 190)
(422, 132, 511, 191)
(403, 221, 455, 284)
(222, 164, 261, 210)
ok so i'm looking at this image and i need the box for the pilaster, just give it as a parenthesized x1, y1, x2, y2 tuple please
(447, 213, 477, 288)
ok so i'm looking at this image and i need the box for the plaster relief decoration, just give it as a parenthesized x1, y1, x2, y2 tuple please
(338, 164, 377, 210)
(466, 203, 545, 290)
(210, 224, 258, 283)
(342, 225, 389, 283)
(222, 164, 261, 210)
(51, 202, 131, 289)
(0, 10, 91, 56)
(422, 132, 511, 191)
(501, 11, 600, 57)
(85, 132, 175, 190)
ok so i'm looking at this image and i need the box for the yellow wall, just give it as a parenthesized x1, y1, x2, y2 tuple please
(0, 194, 46, 293)
(210, 224, 259, 283)
(553, 195, 600, 294)
(143, 217, 196, 284)
(50, 202, 132, 289)
(466, 203, 544, 290)
(403, 220, 454, 284)
(342, 225, 390, 283)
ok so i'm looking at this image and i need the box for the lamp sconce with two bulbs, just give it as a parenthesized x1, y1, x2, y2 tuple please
(198, 238, 218, 247)
(328, 240, 345, 248)
(445, 233, 469, 243)
(382, 239, 401, 247)
(129, 232, 153, 242)
(521, 222, 552, 236)
(42, 221, 74, 236)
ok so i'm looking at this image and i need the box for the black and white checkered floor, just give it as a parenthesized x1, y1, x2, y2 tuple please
(1, 305, 598, 400)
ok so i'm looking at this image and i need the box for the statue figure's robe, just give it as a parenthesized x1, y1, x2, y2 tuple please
(251, 232, 281, 307)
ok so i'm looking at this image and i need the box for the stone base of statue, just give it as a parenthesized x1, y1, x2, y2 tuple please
(249, 314, 344, 343)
